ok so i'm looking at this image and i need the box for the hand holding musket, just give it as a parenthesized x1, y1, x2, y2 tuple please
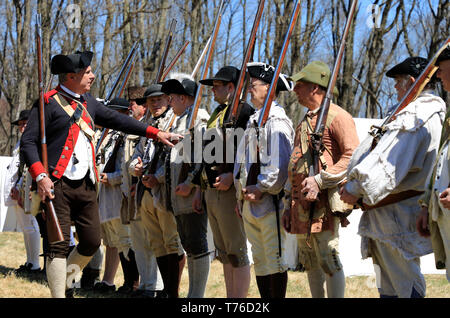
(304, 0, 358, 248)
(243, 0, 301, 259)
(214, 0, 265, 179)
(246, 0, 301, 187)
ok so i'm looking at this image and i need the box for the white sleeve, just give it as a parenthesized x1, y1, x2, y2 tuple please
(345, 126, 429, 205)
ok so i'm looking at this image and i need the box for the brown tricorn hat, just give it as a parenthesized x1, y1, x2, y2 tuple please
(127, 86, 147, 100)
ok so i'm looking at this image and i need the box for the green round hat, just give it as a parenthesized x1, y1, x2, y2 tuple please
(288, 61, 339, 96)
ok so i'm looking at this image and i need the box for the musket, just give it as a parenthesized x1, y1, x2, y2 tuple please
(245, 0, 301, 258)
(178, 0, 225, 185)
(36, 14, 64, 244)
(155, 19, 177, 84)
(224, 0, 265, 126)
(135, 20, 179, 201)
(186, 0, 225, 132)
(144, 113, 176, 175)
(162, 40, 190, 81)
(142, 19, 177, 123)
(191, 36, 212, 79)
(305, 0, 358, 248)
(369, 36, 450, 145)
(106, 41, 139, 103)
(209, 0, 264, 180)
(95, 42, 140, 155)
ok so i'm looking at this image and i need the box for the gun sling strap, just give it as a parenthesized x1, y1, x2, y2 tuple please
(53, 93, 95, 142)
(358, 190, 424, 211)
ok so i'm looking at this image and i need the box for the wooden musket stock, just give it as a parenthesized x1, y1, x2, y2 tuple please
(36, 14, 64, 244)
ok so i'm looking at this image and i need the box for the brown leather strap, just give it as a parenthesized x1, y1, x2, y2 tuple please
(361, 190, 424, 211)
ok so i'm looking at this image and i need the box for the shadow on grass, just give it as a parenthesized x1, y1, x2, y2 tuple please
(0, 264, 16, 276)
(71, 288, 133, 298)
(0, 264, 48, 285)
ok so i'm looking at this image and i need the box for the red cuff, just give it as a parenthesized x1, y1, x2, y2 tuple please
(146, 125, 160, 140)
(29, 162, 46, 180)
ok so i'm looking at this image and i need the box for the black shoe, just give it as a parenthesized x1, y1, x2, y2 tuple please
(65, 288, 75, 298)
(93, 282, 116, 293)
(155, 290, 168, 298)
(130, 289, 158, 298)
(15, 263, 41, 274)
(140, 290, 157, 298)
(80, 268, 100, 290)
(116, 285, 134, 295)
(130, 289, 145, 297)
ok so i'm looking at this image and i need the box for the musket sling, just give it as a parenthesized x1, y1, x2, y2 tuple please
(53, 93, 95, 142)
(359, 190, 424, 211)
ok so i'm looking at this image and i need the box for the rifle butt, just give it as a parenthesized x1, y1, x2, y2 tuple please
(245, 162, 260, 187)
(305, 201, 315, 249)
(45, 199, 65, 244)
(178, 163, 190, 186)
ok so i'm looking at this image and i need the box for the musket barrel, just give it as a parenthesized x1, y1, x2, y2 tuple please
(257, 0, 301, 128)
(162, 41, 190, 81)
(379, 36, 450, 129)
(191, 37, 212, 79)
(95, 43, 139, 155)
(226, 0, 265, 125)
(155, 19, 177, 83)
(314, 0, 358, 135)
(187, 0, 225, 131)
(105, 41, 138, 102)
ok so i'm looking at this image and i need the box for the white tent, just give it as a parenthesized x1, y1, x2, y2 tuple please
(0, 156, 19, 232)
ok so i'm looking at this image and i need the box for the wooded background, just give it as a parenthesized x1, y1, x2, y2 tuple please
(0, 0, 449, 156)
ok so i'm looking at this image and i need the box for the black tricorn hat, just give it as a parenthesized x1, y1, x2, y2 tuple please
(50, 51, 94, 75)
(106, 97, 130, 111)
(144, 84, 165, 98)
(161, 78, 197, 97)
(386, 57, 428, 78)
(11, 109, 30, 125)
(247, 62, 293, 92)
(199, 66, 240, 86)
(437, 47, 450, 65)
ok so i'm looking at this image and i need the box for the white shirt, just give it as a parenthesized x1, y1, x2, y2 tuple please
(60, 85, 96, 183)
(433, 141, 450, 216)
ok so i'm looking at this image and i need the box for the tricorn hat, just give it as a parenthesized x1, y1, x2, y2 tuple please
(11, 109, 30, 125)
(50, 51, 94, 75)
(161, 78, 197, 97)
(106, 97, 130, 111)
(386, 56, 428, 78)
(199, 66, 240, 86)
(436, 47, 450, 65)
(127, 86, 147, 105)
(288, 61, 339, 96)
(247, 62, 293, 92)
(144, 84, 165, 98)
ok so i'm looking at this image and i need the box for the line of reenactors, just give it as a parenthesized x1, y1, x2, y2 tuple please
(14, 43, 448, 299)
(0, 1, 441, 297)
